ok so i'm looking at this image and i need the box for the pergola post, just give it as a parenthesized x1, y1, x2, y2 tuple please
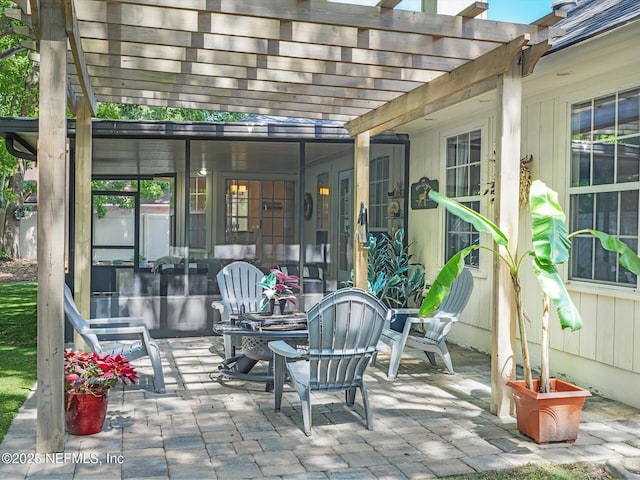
(353, 131, 370, 290)
(73, 96, 92, 349)
(490, 53, 522, 416)
(36, 0, 67, 452)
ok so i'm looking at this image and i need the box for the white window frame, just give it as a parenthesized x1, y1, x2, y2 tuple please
(443, 128, 483, 269)
(568, 87, 640, 288)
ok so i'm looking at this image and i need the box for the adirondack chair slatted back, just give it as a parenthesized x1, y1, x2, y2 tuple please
(306, 288, 387, 390)
(425, 268, 473, 343)
(216, 261, 264, 316)
(63, 284, 102, 353)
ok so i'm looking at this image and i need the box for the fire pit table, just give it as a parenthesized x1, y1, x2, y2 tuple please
(215, 311, 308, 390)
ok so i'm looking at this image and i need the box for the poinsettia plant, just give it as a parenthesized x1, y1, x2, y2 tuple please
(257, 268, 300, 310)
(64, 350, 139, 394)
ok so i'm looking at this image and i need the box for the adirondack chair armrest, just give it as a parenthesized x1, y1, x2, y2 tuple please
(389, 308, 420, 317)
(376, 340, 391, 353)
(211, 301, 228, 320)
(268, 340, 305, 359)
(87, 317, 146, 327)
(89, 325, 155, 355)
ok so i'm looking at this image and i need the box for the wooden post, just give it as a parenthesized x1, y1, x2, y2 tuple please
(490, 53, 522, 417)
(353, 131, 370, 289)
(73, 96, 92, 350)
(37, 0, 67, 452)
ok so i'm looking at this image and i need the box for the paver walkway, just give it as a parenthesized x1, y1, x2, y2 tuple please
(2, 337, 640, 479)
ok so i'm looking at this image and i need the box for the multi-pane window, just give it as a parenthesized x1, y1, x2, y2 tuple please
(189, 176, 207, 249)
(369, 155, 390, 231)
(569, 88, 640, 286)
(445, 130, 482, 268)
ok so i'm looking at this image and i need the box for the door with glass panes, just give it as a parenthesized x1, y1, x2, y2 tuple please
(224, 179, 296, 268)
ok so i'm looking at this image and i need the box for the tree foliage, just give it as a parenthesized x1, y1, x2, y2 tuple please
(96, 103, 246, 122)
(91, 179, 172, 218)
(0, 1, 38, 258)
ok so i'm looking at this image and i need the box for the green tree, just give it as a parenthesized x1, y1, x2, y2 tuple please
(91, 179, 172, 218)
(0, 1, 38, 258)
(96, 103, 246, 122)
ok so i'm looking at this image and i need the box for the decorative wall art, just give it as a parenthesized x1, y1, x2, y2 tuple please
(410, 177, 439, 210)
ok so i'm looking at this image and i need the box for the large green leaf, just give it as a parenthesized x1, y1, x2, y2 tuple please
(419, 246, 476, 317)
(532, 257, 582, 332)
(428, 189, 508, 247)
(588, 230, 640, 276)
(529, 180, 570, 265)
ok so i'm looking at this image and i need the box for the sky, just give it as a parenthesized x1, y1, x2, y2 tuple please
(485, 0, 552, 23)
(331, 0, 554, 24)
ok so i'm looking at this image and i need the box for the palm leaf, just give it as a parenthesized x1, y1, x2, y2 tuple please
(588, 229, 640, 276)
(532, 257, 582, 331)
(419, 246, 476, 317)
(529, 180, 570, 265)
(429, 189, 508, 247)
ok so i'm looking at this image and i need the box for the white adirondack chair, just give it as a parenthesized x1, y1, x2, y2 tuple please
(211, 261, 265, 358)
(63, 284, 166, 393)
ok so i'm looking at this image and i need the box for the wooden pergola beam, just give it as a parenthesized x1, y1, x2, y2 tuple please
(63, 0, 96, 115)
(532, 9, 567, 27)
(456, 2, 488, 19)
(75, 36, 444, 83)
(91, 94, 356, 122)
(36, 0, 66, 453)
(73, 75, 386, 110)
(377, 0, 402, 9)
(96, 0, 537, 43)
(522, 38, 553, 77)
(491, 52, 522, 417)
(345, 34, 531, 136)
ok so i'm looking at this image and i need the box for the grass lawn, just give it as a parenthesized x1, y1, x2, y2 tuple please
(449, 462, 612, 479)
(0, 282, 37, 443)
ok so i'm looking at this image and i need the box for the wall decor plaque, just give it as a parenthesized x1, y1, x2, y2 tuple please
(410, 177, 439, 210)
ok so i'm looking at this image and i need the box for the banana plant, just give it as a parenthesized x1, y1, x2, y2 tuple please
(420, 180, 640, 393)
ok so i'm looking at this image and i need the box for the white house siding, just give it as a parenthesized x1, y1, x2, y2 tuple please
(404, 21, 640, 408)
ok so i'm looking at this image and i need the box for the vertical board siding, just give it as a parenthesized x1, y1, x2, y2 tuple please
(634, 301, 640, 372)
(596, 296, 616, 365)
(578, 293, 597, 360)
(613, 298, 635, 371)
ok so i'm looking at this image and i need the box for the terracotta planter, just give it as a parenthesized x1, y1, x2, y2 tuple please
(64, 389, 110, 435)
(506, 379, 591, 444)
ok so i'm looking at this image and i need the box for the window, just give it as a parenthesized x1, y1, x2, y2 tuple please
(569, 88, 640, 286)
(369, 155, 390, 231)
(189, 176, 207, 249)
(445, 130, 482, 268)
(316, 173, 329, 230)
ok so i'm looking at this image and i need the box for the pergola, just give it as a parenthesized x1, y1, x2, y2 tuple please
(9, 0, 565, 452)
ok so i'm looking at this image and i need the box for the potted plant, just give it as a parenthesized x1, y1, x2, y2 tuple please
(64, 350, 138, 435)
(345, 228, 426, 332)
(420, 180, 640, 443)
(257, 268, 301, 315)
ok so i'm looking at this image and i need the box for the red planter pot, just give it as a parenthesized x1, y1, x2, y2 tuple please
(64, 390, 110, 435)
(506, 379, 591, 444)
